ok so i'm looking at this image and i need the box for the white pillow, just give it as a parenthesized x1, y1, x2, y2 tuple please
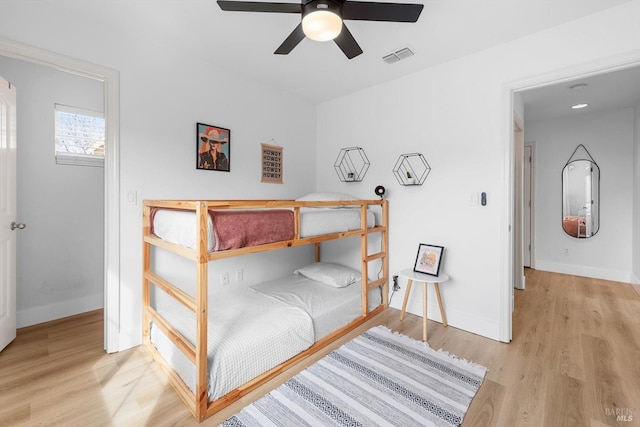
(296, 192, 359, 202)
(294, 262, 361, 288)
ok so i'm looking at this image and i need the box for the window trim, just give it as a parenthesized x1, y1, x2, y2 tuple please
(55, 152, 104, 167)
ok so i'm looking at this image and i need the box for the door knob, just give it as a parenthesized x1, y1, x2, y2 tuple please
(11, 222, 26, 230)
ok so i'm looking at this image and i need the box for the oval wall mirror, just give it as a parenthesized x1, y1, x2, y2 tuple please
(562, 145, 599, 238)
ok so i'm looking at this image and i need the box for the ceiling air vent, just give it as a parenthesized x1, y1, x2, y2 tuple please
(382, 47, 414, 64)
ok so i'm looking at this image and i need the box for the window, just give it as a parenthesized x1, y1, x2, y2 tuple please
(55, 104, 105, 167)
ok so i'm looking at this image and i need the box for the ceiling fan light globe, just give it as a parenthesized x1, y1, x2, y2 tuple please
(302, 10, 343, 41)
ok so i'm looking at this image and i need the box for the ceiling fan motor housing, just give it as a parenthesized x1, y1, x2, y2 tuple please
(303, 0, 343, 16)
(302, 0, 344, 41)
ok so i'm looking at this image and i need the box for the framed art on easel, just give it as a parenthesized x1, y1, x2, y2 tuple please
(413, 243, 444, 276)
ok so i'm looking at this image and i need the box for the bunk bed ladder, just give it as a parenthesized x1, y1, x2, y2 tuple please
(360, 200, 389, 317)
(381, 198, 389, 306)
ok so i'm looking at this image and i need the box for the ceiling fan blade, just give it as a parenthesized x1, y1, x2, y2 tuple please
(217, 0, 301, 13)
(342, 1, 423, 22)
(275, 23, 306, 55)
(334, 24, 363, 59)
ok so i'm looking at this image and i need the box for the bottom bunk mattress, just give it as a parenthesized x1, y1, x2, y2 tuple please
(250, 273, 382, 341)
(150, 287, 315, 401)
(149, 272, 382, 402)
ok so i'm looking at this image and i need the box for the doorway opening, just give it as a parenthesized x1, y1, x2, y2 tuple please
(504, 55, 640, 342)
(0, 38, 120, 353)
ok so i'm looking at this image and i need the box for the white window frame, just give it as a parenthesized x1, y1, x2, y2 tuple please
(55, 103, 105, 167)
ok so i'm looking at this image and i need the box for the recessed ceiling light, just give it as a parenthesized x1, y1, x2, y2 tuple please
(571, 103, 589, 109)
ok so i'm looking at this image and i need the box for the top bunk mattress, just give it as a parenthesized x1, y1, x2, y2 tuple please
(151, 207, 376, 252)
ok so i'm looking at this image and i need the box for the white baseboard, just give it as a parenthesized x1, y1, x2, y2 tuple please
(631, 272, 640, 285)
(17, 293, 103, 328)
(389, 292, 500, 341)
(535, 260, 632, 283)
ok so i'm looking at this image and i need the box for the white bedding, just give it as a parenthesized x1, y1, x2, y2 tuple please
(250, 274, 382, 340)
(299, 207, 376, 238)
(152, 209, 216, 251)
(150, 287, 314, 401)
(149, 272, 382, 402)
(151, 207, 376, 251)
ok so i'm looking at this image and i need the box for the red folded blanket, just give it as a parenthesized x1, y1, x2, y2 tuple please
(211, 210, 294, 251)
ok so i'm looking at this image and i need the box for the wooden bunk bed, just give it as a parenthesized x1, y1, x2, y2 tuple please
(142, 198, 389, 422)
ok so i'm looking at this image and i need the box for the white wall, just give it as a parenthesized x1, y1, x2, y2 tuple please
(2, 1, 639, 346)
(1, 2, 318, 348)
(633, 104, 640, 284)
(114, 44, 317, 349)
(316, 1, 640, 340)
(0, 56, 105, 327)
(526, 108, 634, 282)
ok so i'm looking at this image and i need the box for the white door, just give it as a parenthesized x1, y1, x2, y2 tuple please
(513, 117, 525, 291)
(523, 145, 532, 268)
(0, 75, 17, 352)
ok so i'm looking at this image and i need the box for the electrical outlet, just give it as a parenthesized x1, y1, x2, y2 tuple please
(221, 272, 229, 286)
(563, 248, 569, 256)
(235, 269, 243, 282)
(393, 275, 400, 291)
(127, 190, 137, 205)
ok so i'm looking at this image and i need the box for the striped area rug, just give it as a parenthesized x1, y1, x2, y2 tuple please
(222, 326, 487, 427)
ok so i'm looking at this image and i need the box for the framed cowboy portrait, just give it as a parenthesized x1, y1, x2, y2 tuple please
(196, 123, 230, 171)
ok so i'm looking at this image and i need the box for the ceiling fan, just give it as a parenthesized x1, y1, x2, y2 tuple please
(216, 0, 424, 59)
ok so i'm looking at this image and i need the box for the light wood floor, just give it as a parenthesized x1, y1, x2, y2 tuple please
(1, 269, 638, 426)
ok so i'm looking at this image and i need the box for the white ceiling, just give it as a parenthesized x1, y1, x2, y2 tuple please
(57, 0, 633, 104)
(520, 65, 640, 122)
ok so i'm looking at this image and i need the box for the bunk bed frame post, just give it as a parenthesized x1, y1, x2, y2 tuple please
(381, 200, 389, 306)
(294, 206, 300, 240)
(360, 202, 369, 317)
(195, 202, 209, 421)
(142, 204, 152, 344)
